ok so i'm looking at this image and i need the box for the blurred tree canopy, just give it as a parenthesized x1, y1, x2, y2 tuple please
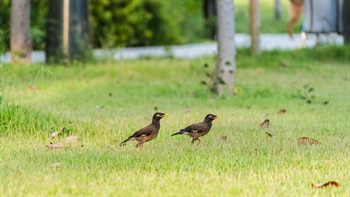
(0, 0, 205, 52)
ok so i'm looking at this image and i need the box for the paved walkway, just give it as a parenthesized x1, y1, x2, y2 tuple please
(0, 33, 344, 63)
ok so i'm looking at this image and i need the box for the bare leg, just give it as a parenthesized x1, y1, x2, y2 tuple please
(191, 138, 196, 144)
(135, 142, 143, 149)
(287, 0, 304, 39)
(191, 138, 200, 144)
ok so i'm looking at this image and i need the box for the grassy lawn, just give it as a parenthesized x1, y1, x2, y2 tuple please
(1, 46, 350, 196)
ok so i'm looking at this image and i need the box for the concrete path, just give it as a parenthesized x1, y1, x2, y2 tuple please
(0, 33, 344, 63)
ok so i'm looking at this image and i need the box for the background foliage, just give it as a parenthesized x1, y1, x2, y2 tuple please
(0, 0, 297, 51)
(0, 0, 205, 51)
(89, 0, 204, 48)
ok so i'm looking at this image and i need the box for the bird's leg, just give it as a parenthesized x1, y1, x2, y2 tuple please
(191, 138, 200, 144)
(135, 142, 144, 151)
(191, 138, 196, 144)
(135, 142, 141, 148)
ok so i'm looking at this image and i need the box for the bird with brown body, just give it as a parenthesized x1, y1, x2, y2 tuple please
(119, 112, 168, 148)
(171, 114, 219, 144)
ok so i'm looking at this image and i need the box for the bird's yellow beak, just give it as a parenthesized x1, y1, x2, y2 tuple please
(215, 116, 220, 119)
(162, 114, 169, 117)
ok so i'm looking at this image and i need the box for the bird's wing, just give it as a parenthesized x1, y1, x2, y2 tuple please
(182, 122, 206, 133)
(130, 124, 155, 138)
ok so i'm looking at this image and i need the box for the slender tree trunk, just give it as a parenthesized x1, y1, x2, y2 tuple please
(10, 0, 32, 64)
(344, 0, 350, 44)
(274, 0, 281, 20)
(250, 0, 260, 55)
(46, 0, 91, 64)
(203, 0, 217, 39)
(215, 0, 235, 95)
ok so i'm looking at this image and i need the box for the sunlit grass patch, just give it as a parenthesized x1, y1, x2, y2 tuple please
(0, 46, 349, 196)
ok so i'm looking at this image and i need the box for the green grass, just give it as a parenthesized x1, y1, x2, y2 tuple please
(1, 46, 350, 196)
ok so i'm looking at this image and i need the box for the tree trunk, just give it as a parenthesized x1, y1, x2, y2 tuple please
(46, 0, 91, 64)
(344, 0, 350, 44)
(274, 0, 281, 20)
(10, 0, 32, 64)
(215, 0, 235, 95)
(203, 0, 217, 39)
(46, 0, 64, 63)
(249, 0, 260, 55)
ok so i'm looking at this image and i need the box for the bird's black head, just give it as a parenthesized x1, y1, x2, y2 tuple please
(204, 114, 219, 122)
(153, 112, 169, 120)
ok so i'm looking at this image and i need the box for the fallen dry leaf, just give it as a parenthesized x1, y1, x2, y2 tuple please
(278, 109, 287, 114)
(312, 181, 339, 188)
(46, 142, 65, 150)
(27, 85, 38, 91)
(64, 136, 78, 143)
(265, 132, 273, 137)
(260, 119, 270, 128)
(297, 137, 321, 145)
(218, 136, 228, 141)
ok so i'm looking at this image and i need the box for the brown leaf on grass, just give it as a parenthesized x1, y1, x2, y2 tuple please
(297, 137, 321, 145)
(46, 142, 65, 150)
(312, 181, 339, 188)
(218, 136, 228, 141)
(265, 132, 273, 137)
(64, 136, 78, 143)
(27, 85, 38, 91)
(260, 119, 270, 128)
(278, 109, 287, 114)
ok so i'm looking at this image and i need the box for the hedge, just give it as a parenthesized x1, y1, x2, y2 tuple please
(0, 0, 205, 52)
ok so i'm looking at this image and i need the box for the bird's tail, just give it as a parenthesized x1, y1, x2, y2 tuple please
(119, 138, 130, 146)
(171, 131, 184, 136)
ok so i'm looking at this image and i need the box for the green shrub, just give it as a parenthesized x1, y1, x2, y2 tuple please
(0, 0, 10, 55)
(89, 0, 205, 47)
(89, 0, 175, 47)
(0, 0, 205, 50)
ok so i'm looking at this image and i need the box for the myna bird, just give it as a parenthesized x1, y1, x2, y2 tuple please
(119, 112, 168, 148)
(171, 114, 219, 144)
